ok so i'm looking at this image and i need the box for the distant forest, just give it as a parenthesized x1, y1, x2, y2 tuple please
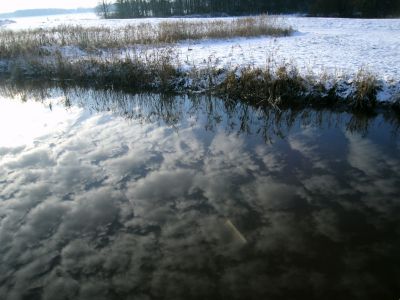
(97, 0, 400, 18)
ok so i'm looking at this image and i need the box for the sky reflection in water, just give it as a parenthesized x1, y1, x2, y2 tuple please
(0, 87, 399, 300)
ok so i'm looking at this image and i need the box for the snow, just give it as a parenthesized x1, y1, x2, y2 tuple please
(175, 17, 400, 80)
(1, 13, 400, 102)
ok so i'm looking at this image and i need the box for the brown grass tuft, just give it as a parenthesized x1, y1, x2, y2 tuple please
(217, 64, 305, 108)
(352, 70, 380, 109)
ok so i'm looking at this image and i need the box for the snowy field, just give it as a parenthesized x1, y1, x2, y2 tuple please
(2, 13, 399, 77)
(1, 12, 399, 101)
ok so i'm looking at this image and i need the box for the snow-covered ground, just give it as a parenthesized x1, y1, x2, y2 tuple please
(179, 17, 400, 80)
(4, 13, 399, 77)
(2, 13, 400, 102)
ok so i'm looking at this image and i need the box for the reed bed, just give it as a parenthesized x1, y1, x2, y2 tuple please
(0, 15, 292, 59)
(2, 51, 387, 111)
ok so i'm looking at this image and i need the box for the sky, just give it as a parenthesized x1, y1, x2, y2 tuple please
(0, 0, 98, 13)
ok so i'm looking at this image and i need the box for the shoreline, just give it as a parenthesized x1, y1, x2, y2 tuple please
(1, 16, 399, 112)
(1, 63, 399, 114)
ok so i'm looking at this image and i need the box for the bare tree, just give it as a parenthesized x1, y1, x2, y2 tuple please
(96, 0, 112, 19)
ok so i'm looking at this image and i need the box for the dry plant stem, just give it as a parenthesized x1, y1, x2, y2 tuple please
(352, 69, 380, 109)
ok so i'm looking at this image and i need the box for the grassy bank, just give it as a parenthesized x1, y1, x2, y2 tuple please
(0, 15, 292, 59)
(217, 66, 387, 110)
(0, 14, 398, 112)
(1, 53, 397, 112)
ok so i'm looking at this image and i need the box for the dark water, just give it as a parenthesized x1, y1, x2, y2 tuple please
(0, 87, 399, 300)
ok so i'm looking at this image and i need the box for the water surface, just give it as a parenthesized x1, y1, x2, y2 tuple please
(0, 87, 399, 300)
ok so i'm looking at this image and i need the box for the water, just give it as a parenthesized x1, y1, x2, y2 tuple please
(0, 86, 399, 300)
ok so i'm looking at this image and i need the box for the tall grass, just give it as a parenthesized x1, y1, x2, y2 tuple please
(157, 16, 292, 42)
(0, 15, 292, 59)
(352, 69, 380, 109)
(5, 49, 178, 91)
(3, 53, 388, 111)
(217, 65, 306, 108)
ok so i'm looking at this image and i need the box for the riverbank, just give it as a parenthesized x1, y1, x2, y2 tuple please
(1, 15, 399, 111)
(1, 52, 399, 111)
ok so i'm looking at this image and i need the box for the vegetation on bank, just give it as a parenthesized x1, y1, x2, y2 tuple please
(1, 50, 395, 112)
(0, 15, 291, 59)
(0, 15, 397, 111)
(97, 0, 400, 19)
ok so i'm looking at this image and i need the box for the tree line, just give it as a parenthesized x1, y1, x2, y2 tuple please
(97, 0, 400, 19)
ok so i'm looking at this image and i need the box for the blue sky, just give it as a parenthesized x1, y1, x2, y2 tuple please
(0, 0, 98, 13)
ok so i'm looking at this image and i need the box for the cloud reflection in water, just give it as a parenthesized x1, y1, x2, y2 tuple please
(0, 87, 399, 300)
